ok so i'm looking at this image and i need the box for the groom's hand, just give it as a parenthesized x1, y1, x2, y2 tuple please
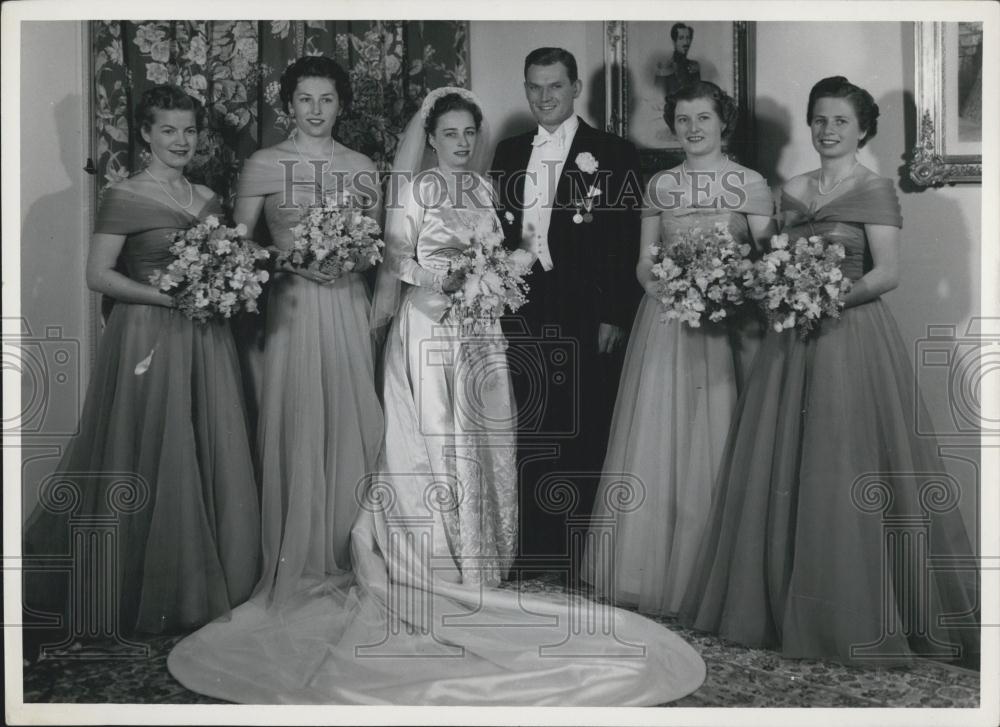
(597, 323, 626, 354)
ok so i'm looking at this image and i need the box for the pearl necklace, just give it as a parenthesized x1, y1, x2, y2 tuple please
(145, 168, 194, 211)
(291, 131, 336, 178)
(817, 160, 859, 196)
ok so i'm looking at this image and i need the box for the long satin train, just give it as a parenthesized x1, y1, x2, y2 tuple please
(167, 498, 706, 706)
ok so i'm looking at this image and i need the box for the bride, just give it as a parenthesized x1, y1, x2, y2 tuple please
(167, 87, 706, 706)
(370, 86, 521, 587)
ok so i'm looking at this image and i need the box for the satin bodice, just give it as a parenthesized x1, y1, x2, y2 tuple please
(237, 156, 368, 250)
(414, 188, 501, 274)
(780, 176, 902, 282)
(388, 171, 501, 279)
(378, 171, 502, 324)
(95, 188, 224, 282)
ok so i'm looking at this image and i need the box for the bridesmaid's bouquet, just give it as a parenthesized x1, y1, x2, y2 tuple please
(280, 192, 384, 278)
(746, 233, 853, 337)
(441, 216, 532, 336)
(648, 221, 754, 327)
(149, 215, 270, 323)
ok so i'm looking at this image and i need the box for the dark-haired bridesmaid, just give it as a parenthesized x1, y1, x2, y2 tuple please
(233, 56, 384, 606)
(583, 81, 774, 616)
(681, 76, 979, 666)
(23, 85, 260, 651)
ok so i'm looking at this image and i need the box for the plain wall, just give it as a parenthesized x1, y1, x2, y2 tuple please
(19, 21, 93, 515)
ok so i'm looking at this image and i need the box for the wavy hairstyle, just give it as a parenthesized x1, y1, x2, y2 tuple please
(806, 75, 879, 147)
(663, 80, 739, 139)
(134, 85, 204, 149)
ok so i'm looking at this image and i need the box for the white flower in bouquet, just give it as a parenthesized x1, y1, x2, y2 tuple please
(149, 214, 270, 323)
(648, 221, 753, 328)
(441, 216, 530, 337)
(480, 269, 504, 295)
(745, 232, 853, 337)
(280, 191, 385, 279)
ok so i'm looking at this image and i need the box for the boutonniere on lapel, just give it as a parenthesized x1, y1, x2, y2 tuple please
(498, 208, 519, 235)
(575, 151, 599, 174)
(571, 152, 602, 224)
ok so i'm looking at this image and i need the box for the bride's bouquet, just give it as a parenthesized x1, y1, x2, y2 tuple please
(441, 215, 532, 336)
(648, 221, 755, 327)
(746, 232, 853, 337)
(149, 215, 270, 323)
(279, 191, 384, 278)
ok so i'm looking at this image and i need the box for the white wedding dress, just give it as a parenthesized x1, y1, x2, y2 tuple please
(167, 126, 706, 708)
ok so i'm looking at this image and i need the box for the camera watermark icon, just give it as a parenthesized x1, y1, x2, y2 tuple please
(415, 319, 581, 440)
(21, 471, 151, 660)
(914, 318, 1000, 437)
(2, 318, 82, 437)
(849, 472, 979, 662)
(502, 320, 581, 440)
(416, 325, 519, 437)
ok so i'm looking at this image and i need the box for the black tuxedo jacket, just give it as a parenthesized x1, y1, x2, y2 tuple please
(490, 118, 643, 333)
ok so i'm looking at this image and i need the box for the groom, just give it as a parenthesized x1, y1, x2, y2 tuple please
(491, 47, 643, 572)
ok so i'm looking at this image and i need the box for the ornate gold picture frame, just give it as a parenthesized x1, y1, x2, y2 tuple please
(910, 21, 983, 186)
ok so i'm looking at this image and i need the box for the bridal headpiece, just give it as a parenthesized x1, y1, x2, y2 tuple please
(419, 86, 482, 122)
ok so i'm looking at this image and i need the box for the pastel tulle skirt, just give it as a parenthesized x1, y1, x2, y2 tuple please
(583, 295, 738, 616)
(680, 298, 980, 666)
(23, 302, 261, 636)
(251, 271, 384, 606)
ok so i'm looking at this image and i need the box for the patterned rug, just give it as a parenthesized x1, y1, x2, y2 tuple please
(21, 574, 979, 708)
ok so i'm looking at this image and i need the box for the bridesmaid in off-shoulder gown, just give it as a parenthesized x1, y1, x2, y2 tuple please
(23, 88, 260, 647)
(680, 77, 979, 666)
(233, 57, 384, 607)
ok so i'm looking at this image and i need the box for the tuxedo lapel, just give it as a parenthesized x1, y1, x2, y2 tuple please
(550, 118, 597, 242)
(510, 132, 535, 213)
(555, 117, 593, 205)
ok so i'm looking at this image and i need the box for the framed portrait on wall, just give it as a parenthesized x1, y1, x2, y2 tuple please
(604, 20, 755, 175)
(910, 21, 983, 185)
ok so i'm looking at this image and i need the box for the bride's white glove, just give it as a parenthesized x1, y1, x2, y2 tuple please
(511, 222, 537, 273)
(508, 248, 536, 274)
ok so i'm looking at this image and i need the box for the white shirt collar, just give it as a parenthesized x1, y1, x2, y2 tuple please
(533, 115, 579, 146)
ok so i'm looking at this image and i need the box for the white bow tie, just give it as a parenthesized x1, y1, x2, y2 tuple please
(531, 132, 563, 148)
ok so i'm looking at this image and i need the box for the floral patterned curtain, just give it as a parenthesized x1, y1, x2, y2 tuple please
(92, 20, 469, 206)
